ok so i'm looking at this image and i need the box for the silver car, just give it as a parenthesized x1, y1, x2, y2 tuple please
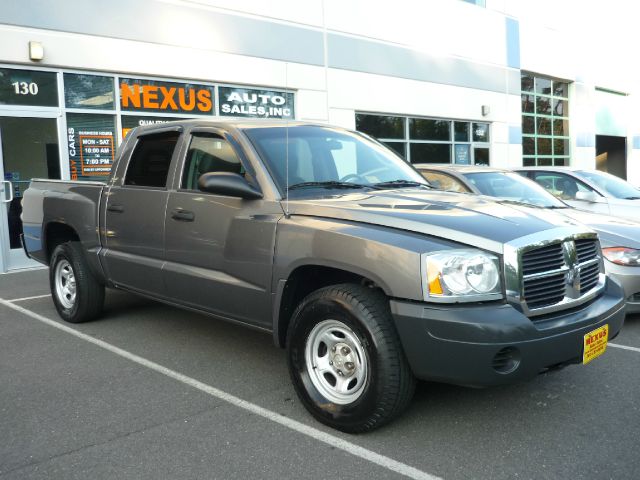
(416, 164, 640, 313)
(515, 167, 640, 221)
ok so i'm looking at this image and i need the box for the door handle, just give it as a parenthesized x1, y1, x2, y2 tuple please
(1, 180, 13, 203)
(171, 209, 195, 222)
(107, 204, 124, 213)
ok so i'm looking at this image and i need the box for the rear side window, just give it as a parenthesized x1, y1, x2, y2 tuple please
(124, 131, 180, 187)
(181, 133, 244, 190)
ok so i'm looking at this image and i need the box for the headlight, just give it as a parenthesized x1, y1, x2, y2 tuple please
(602, 247, 640, 266)
(422, 249, 502, 302)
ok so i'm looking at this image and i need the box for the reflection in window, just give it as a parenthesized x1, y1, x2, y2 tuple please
(64, 73, 114, 110)
(356, 114, 405, 139)
(409, 118, 450, 141)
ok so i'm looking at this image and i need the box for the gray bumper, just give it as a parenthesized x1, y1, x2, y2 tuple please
(390, 279, 626, 387)
(606, 262, 640, 314)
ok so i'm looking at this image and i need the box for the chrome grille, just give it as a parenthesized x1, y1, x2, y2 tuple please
(522, 243, 564, 275)
(505, 232, 605, 318)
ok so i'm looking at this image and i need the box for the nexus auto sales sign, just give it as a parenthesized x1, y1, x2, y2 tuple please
(120, 78, 214, 115)
(218, 86, 294, 119)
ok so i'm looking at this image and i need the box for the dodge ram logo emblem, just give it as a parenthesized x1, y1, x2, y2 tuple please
(567, 264, 581, 292)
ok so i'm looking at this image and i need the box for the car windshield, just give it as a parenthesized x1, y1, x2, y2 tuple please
(577, 170, 640, 199)
(243, 125, 428, 196)
(463, 171, 567, 208)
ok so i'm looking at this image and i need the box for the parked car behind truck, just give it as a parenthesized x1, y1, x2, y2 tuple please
(416, 164, 640, 313)
(22, 121, 626, 432)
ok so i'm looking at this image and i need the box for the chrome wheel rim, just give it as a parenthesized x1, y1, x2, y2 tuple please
(54, 260, 76, 309)
(304, 319, 368, 405)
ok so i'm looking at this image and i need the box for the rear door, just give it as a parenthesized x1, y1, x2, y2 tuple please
(101, 128, 182, 296)
(163, 127, 281, 328)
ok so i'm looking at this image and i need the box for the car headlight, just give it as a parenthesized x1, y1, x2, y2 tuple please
(422, 249, 502, 302)
(602, 247, 640, 266)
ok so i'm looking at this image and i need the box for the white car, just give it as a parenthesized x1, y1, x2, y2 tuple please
(516, 167, 640, 221)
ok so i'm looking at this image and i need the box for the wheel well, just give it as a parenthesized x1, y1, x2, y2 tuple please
(276, 265, 382, 348)
(45, 223, 79, 262)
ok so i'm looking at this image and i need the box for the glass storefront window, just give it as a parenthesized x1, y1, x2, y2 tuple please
(409, 118, 450, 141)
(454, 122, 469, 141)
(64, 73, 114, 110)
(410, 143, 451, 164)
(356, 114, 405, 139)
(0, 68, 58, 107)
(521, 72, 570, 166)
(472, 123, 489, 142)
(66, 113, 116, 181)
(356, 113, 490, 165)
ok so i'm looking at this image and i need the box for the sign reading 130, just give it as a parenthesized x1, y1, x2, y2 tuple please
(12, 81, 39, 95)
(0, 68, 57, 107)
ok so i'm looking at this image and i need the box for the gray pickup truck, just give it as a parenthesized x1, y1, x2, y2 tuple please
(22, 120, 625, 432)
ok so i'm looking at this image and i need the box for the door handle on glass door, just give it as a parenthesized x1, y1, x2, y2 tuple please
(1, 181, 13, 203)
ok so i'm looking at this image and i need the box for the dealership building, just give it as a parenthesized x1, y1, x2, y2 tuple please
(0, 0, 638, 272)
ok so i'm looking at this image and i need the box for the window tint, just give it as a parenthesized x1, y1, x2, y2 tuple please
(181, 133, 243, 190)
(124, 131, 179, 187)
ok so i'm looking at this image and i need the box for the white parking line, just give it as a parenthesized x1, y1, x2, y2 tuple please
(0, 298, 440, 480)
(610, 343, 640, 353)
(8, 293, 51, 302)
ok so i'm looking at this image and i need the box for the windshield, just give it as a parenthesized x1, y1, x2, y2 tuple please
(463, 171, 566, 208)
(243, 125, 428, 196)
(577, 170, 640, 199)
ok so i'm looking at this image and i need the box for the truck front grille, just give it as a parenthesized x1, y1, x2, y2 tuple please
(517, 237, 604, 317)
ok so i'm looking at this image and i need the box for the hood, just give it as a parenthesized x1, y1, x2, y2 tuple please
(285, 189, 590, 254)
(560, 208, 640, 249)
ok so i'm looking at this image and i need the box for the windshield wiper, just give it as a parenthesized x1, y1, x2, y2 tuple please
(288, 181, 371, 191)
(623, 196, 640, 200)
(373, 180, 431, 189)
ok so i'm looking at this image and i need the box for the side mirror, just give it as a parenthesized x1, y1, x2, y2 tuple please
(198, 172, 263, 200)
(575, 191, 599, 203)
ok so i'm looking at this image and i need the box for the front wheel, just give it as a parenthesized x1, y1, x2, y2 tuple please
(286, 284, 415, 433)
(49, 241, 105, 323)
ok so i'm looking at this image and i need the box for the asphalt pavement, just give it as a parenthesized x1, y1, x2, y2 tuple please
(1, 268, 639, 480)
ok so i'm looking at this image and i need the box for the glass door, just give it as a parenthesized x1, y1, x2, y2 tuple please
(0, 116, 61, 272)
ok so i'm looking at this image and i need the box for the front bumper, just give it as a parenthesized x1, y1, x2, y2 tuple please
(606, 262, 640, 314)
(391, 278, 626, 387)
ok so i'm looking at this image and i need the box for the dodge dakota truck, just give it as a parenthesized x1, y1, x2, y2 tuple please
(21, 120, 626, 432)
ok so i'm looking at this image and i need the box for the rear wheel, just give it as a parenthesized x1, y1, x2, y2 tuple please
(49, 241, 104, 323)
(286, 284, 415, 433)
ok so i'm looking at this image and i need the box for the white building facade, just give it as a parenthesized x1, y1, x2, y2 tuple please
(0, 0, 637, 271)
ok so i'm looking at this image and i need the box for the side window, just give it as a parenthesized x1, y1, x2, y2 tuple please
(181, 133, 244, 190)
(124, 131, 180, 187)
(421, 171, 470, 193)
(533, 172, 592, 200)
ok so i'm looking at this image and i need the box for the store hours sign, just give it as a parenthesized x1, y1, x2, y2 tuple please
(218, 86, 294, 119)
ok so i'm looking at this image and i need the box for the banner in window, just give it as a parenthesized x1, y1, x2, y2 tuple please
(66, 114, 116, 181)
(0, 68, 58, 107)
(218, 86, 294, 119)
(120, 78, 214, 115)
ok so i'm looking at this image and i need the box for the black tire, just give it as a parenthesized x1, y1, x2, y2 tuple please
(286, 284, 415, 433)
(49, 241, 105, 323)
